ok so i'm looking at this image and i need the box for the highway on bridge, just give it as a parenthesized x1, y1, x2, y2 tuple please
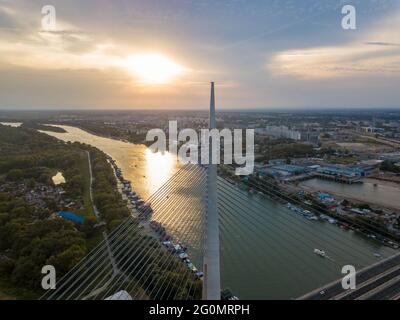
(299, 253, 400, 300)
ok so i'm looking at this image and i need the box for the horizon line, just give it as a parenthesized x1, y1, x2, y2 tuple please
(1, 107, 400, 113)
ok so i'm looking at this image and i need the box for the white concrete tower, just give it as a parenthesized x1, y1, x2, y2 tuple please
(203, 82, 221, 300)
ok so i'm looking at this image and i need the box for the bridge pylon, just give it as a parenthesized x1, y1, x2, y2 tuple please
(202, 82, 221, 300)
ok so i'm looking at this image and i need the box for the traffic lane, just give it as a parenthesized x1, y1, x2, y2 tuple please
(304, 254, 400, 300)
(367, 279, 400, 300)
(341, 268, 400, 300)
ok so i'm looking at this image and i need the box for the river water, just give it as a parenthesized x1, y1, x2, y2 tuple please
(41, 125, 182, 199)
(0, 122, 22, 127)
(52, 172, 66, 185)
(41, 125, 397, 299)
(301, 178, 400, 210)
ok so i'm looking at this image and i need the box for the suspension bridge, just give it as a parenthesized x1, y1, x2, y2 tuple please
(41, 84, 400, 301)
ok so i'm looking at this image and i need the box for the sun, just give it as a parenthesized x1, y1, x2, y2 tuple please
(119, 53, 187, 85)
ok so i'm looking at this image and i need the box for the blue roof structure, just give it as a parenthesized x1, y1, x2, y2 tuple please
(318, 193, 331, 199)
(58, 211, 85, 224)
(273, 165, 306, 173)
(317, 165, 358, 177)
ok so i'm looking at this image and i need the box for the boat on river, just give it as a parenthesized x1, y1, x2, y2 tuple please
(314, 249, 326, 258)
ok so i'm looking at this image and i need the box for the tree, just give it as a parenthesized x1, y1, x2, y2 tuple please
(380, 160, 400, 174)
(46, 244, 87, 275)
(6, 169, 23, 181)
(11, 256, 40, 289)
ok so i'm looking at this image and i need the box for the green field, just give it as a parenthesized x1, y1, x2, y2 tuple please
(76, 151, 95, 219)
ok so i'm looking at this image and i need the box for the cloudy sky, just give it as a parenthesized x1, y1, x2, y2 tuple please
(0, 0, 399, 110)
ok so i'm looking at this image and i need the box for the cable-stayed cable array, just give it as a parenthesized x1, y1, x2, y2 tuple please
(217, 176, 397, 298)
(42, 164, 398, 300)
(42, 164, 206, 300)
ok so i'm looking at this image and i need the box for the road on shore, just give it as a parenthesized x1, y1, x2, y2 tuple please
(86, 151, 100, 219)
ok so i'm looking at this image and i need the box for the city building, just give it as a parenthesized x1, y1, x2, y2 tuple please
(258, 125, 302, 141)
(258, 164, 306, 178)
(316, 163, 378, 178)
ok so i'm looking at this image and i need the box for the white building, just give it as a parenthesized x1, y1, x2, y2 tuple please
(260, 125, 301, 141)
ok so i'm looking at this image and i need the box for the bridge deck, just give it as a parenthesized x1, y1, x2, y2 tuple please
(299, 253, 400, 300)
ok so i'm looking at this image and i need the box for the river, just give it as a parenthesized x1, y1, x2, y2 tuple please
(41, 125, 182, 199)
(41, 125, 397, 299)
(301, 178, 400, 210)
(0, 122, 22, 127)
